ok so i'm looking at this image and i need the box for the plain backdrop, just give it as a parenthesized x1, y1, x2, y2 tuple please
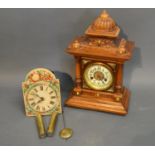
(0, 8, 155, 146)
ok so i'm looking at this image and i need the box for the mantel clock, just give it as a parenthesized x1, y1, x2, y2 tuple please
(65, 10, 135, 115)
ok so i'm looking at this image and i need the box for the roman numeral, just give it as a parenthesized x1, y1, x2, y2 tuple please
(34, 88, 38, 93)
(31, 102, 36, 107)
(50, 101, 55, 105)
(90, 76, 94, 80)
(40, 86, 43, 91)
(42, 107, 46, 111)
(51, 96, 56, 99)
(45, 87, 48, 91)
(36, 106, 40, 110)
(49, 91, 53, 95)
(29, 98, 34, 101)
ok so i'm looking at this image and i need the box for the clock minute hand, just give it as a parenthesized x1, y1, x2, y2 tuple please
(32, 93, 42, 99)
(31, 93, 39, 97)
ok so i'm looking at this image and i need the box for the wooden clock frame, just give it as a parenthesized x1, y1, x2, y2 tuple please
(65, 11, 134, 115)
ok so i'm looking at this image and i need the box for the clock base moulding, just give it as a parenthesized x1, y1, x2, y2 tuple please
(65, 87, 130, 115)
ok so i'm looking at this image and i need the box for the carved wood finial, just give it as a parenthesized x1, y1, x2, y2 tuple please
(85, 10, 120, 38)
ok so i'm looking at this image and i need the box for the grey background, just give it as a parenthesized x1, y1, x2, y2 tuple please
(0, 8, 154, 146)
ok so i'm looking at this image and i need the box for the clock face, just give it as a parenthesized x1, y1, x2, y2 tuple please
(25, 82, 58, 113)
(83, 63, 113, 90)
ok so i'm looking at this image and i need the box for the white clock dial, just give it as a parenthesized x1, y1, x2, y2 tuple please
(84, 63, 113, 90)
(26, 83, 58, 113)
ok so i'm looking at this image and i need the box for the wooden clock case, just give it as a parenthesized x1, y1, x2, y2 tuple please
(65, 11, 134, 115)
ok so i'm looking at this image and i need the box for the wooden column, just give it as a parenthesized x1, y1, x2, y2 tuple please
(115, 63, 123, 93)
(74, 56, 82, 93)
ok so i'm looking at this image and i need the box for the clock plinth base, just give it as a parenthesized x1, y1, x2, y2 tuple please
(65, 87, 130, 115)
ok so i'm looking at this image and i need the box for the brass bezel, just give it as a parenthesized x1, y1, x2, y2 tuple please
(83, 62, 114, 91)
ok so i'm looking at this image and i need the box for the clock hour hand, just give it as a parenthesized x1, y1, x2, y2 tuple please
(37, 97, 44, 104)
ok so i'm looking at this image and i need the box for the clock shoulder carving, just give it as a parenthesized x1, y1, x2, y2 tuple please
(68, 36, 134, 62)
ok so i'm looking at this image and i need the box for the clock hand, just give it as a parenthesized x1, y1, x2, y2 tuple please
(32, 93, 40, 98)
(32, 93, 43, 100)
(37, 97, 44, 104)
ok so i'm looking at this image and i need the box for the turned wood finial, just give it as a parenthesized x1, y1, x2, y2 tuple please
(119, 39, 127, 54)
(100, 10, 109, 18)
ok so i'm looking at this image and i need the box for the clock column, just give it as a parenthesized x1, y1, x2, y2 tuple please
(74, 56, 82, 95)
(115, 63, 123, 93)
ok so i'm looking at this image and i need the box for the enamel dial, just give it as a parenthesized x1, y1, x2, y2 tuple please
(84, 63, 113, 90)
(26, 82, 58, 113)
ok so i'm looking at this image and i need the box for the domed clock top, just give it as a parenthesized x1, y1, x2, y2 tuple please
(85, 10, 120, 38)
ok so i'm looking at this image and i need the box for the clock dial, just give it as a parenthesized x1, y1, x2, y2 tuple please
(26, 83, 58, 113)
(84, 63, 113, 90)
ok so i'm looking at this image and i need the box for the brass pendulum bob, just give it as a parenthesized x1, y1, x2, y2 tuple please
(59, 109, 73, 140)
(59, 128, 73, 139)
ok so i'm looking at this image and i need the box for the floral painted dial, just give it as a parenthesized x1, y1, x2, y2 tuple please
(25, 82, 58, 113)
(84, 63, 113, 90)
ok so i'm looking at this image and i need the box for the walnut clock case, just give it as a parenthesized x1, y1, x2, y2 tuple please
(65, 11, 135, 115)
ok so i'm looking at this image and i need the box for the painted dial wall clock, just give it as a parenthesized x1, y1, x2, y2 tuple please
(22, 68, 62, 138)
(23, 68, 62, 116)
(65, 10, 135, 115)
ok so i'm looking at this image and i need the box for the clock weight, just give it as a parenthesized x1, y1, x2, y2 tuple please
(36, 114, 46, 138)
(47, 111, 58, 136)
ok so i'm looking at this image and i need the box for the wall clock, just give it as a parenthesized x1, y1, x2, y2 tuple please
(23, 68, 62, 116)
(22, 68, 62, 138)
(65, 10, 135, 115)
